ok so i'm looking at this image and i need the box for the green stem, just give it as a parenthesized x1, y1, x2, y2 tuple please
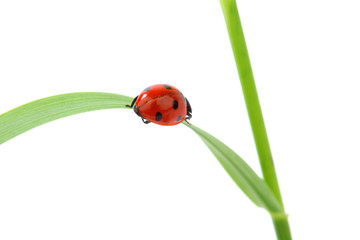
(219, 0, 283, 207)
(272, 217, 292, 240)
(219, 0, 291, 239)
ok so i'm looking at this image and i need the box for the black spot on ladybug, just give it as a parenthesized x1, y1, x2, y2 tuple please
(177, 115, 182, 122)
(156, 112, 163, 121)
(143, 87, 150, 92)
(163, 84, 172, 90)
(173, 100, 178, 110)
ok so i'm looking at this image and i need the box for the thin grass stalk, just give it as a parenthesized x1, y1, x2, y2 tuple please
(219, 0, 291, 239)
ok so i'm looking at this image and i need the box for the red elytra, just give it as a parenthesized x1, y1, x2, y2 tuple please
(127, 84, 192, 126)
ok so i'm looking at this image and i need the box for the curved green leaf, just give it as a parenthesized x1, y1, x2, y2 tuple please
(0, 92, 133, 145)
(0, 91, 285, 217)
(184, 123, 286, 216)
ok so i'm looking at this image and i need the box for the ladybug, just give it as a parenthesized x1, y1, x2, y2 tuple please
(126, 84, 192, 125)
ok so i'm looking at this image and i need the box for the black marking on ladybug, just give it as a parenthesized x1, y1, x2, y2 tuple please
(177, 115, 182, 122)
(173, 100, 178, 110)
(163, 84, 172, 90)
(156, 112, 163, 121)
(143, 87, 150, 92)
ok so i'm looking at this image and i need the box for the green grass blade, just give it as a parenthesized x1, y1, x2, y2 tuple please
(184, 123, 286, 216)
(219, 1, 292, 238)
(219, 0, 283, 207)
(0, 92, 133, 145)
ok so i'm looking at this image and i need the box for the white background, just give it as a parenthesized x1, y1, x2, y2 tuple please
(1, 0, 360, 239)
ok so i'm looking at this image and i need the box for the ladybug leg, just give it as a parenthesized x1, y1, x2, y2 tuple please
(126, 96, 138, 108)
(141, 118, 151, 124)
(184, 97, 192, 124)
